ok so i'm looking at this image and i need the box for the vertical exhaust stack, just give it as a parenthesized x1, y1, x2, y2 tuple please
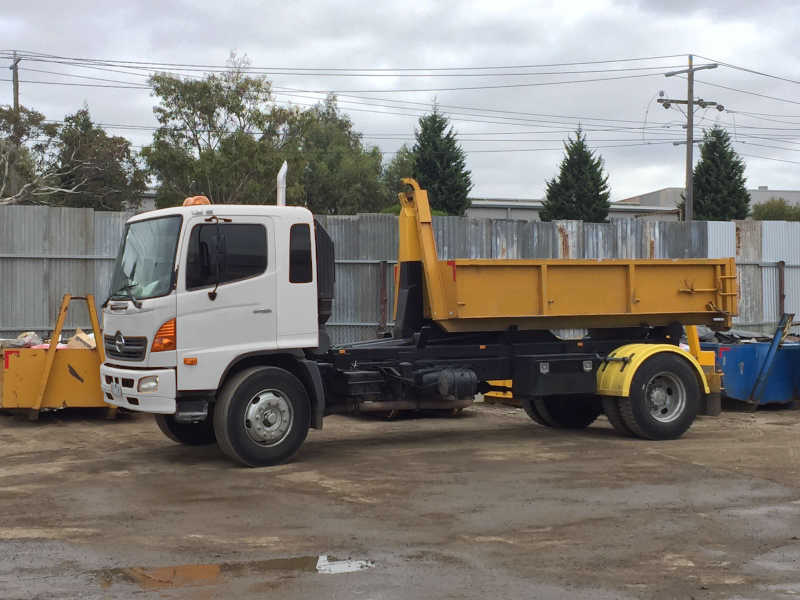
(277, 161, 288, 206)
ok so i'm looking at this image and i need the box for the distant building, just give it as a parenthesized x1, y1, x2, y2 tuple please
(748, 186, 800, 206)
(466, 198, 680, 222)
(618, 186, 800, 211)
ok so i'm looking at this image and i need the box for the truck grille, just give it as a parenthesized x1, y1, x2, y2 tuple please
(104, 334, 147, 361)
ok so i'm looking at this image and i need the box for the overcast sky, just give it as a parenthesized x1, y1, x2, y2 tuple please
(1, 0, 798, 202)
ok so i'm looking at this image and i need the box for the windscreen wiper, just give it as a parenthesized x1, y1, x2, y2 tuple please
(103, 281, 142, 309)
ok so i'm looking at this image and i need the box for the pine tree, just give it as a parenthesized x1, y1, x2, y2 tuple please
(540, 128, 610, 222)
(412, 105, 472, 215)
(692, 127, 749, 220)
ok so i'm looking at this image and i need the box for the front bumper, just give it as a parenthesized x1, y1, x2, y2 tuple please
(100, 364, 177, 414)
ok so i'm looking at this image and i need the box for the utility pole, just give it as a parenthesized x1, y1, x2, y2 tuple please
(9, 51, 22, 143)
(657, 55, 722, 221)
(684, 55, 695, 221)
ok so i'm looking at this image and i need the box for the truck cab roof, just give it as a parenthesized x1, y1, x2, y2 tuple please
(128, 203, 314, 224)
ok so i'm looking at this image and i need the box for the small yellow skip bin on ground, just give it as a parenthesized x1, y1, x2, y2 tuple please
(1, 294, 113, 420)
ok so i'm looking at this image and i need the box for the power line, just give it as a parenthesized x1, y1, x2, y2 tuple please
(258, 72, 668, 93)
(271, 90, 681, 131)
(2, 62, 671, 94)
(9, 50, 800, 170)
(737, 153, 800, 165)
(2, 72, 671, 103)
(727, 112, 800, 126)
(273, 85, 678, 126)
(22, 67, 148, 86)
(733, 109, 800, 118)
(695, 54, 800, 86)
(691, 77, 800, 106)
(18, 57, 800, 133)
(379, 140, 693, 154)
(0, 77, 148, 89)
(3, 50, 687, 72)
(17, 62, 688, 129)
(12, 64, 678, 128)
(20, 60, 691, 78)
(735, 141, 800, 152)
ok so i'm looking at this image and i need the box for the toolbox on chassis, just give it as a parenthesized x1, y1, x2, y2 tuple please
(100, 181, 737, 467)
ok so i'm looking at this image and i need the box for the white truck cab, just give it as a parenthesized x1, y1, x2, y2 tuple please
(101, 198, 333, 465)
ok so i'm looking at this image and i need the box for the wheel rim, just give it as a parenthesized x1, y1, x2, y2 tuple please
(645, 371, 686, 423)
(244, 389, 294, 447)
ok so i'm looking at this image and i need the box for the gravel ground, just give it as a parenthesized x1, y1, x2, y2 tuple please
(1, 403, 799, 599)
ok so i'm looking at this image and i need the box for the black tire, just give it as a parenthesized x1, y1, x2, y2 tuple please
(618, 354, 699, 440)
(214, 366, 310, 467)
(533, 395, 602, 429)
(155, 413, 216, 445)
(602, 397, 635, 437)
(521, 397, 551, 426)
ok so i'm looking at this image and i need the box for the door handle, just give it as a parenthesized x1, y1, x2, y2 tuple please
(253, 308, 272, 314)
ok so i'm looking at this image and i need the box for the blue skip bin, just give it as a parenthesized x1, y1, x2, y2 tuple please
(701, 315, 800, 407)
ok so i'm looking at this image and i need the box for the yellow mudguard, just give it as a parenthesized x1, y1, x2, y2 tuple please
(596, 343, 710, 397)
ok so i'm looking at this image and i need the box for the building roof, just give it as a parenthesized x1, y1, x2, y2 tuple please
(469, 198, 679, 214)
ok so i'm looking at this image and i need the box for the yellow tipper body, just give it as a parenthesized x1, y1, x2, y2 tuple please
(397, 178, 738, 334)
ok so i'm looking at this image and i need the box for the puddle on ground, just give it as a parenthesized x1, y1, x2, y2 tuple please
(98, 555, 374, 589)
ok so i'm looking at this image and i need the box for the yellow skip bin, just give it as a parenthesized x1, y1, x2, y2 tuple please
(1, 294, 112, 419)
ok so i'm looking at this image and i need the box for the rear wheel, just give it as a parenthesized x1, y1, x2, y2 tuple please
(155, 414, 216, 445)
(532, 395, 602, 429)
(521, 397, 550, 426)
(214, 366, 310, 467)
(602, 397, 635, 437)
(618, 354, 699, 440)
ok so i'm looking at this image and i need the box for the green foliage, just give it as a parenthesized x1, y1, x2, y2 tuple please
(143, 54, 385, 214)
(0, 104, 59, 142)
(691, 127, 749, 220)
(412, 105, 472, 215)
(52, 108, 147, 210)
(285, 95, 388, 214)
(142, 53, 287, 208)
(0, 105, 59, 203)
(381, 144, 416, 209)
(540, 128, 610, 222)
(751, 197, 800, 221)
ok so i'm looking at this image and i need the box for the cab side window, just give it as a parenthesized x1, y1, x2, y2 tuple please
(289, 223, 313, 283)
(186, 223, 267, 290)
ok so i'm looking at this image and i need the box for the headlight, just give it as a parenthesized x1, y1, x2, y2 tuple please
(138, 376, 159, 392)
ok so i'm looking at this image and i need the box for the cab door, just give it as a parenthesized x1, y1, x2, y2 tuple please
(176, 216, 276, 391)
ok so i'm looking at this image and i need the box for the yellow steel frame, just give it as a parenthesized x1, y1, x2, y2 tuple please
(1, 294, 113, 419)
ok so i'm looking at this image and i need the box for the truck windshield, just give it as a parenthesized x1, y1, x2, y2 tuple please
(109, 215, 182, 301)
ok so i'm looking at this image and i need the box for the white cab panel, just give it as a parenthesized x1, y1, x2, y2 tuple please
(277, 220, 319, 350)
(176, 215, 278, 390)
(102, 294, 177, 368)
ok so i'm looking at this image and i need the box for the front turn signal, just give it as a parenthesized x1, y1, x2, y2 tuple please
(152, 318, 176, 352)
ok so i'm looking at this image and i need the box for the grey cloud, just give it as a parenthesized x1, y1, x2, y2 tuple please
(0, 0, 796, 201)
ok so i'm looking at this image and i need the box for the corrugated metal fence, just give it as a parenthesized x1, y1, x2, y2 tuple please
(0, 205, 791, 342)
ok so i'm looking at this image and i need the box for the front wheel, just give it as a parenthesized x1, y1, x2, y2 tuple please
(618, 354, 699, 440)
(155, 414, 216, 445)
(214, 366, 310, 467)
